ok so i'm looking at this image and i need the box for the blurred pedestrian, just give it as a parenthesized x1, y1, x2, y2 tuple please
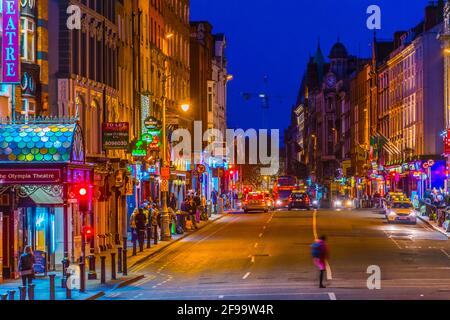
(130, 208, 139, 248)
(169, 193, 178, 211)
(188, 197, 198, 230)
(18, 246, 35, 287)
(135, 209, 148, 252)
(211, 189, 218, 214)
(311, 235, 329, 288)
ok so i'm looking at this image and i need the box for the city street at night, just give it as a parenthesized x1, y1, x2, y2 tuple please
(99, 208, 450, 301)
(3, 0, 450, 312)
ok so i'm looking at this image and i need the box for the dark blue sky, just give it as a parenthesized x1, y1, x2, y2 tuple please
(191, 0, 431, 133)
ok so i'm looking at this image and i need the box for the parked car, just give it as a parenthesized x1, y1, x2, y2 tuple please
(243, 193, 269, 213)
(288, 192, 311, 211)
(386, 201, 417, 224)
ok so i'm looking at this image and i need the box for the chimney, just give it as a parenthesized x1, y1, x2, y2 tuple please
(393, 31, 407, 49)
(424, 3, 438, 31)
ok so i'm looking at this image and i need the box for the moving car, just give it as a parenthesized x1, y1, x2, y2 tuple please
(288, 192, 311, 211)
(333, 196, 354, 210)
(243, 193, 269, 213)
(386, 201, 417, 224)
(263, 192, 275, 211)
(383, 192, 408, 213)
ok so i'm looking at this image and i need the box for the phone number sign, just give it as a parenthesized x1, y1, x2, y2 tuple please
(102, 122, 129, 150)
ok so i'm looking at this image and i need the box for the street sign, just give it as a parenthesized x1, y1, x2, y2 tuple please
(161, 167, 170, 180)
(102, 122, 129, 150)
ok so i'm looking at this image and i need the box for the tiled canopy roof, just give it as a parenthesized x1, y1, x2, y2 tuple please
(0, 123, 85, 164)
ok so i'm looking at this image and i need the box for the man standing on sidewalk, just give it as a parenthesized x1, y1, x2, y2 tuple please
(135, 209, 147, 252)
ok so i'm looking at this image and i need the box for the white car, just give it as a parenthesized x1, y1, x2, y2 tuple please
(386, 201, 417, 224)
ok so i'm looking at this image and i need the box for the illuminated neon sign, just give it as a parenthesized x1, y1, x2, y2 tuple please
(1, 0, 20, 84)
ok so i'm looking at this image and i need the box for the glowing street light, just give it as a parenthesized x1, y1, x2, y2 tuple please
(181, 104, 190, 112)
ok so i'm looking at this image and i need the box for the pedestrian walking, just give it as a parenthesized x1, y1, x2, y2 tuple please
(18, 246, 35, 287)
(130, 208, 139, 245)
(211, 190, 218, 214)
(188, 197, 199, 230)
(169, 193, 178, 211)
(311, 235, 329, 288)
(135, 209, 148, 252)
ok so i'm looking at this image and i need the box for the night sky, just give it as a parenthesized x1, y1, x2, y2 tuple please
(191, 0, 432, 137)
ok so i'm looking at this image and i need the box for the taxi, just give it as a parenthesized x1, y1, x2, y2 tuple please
(386, 200, 417, 224)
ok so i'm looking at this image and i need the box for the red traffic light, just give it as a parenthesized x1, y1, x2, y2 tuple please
(83, 226, 94, 237)
(78, 187, 87, 196)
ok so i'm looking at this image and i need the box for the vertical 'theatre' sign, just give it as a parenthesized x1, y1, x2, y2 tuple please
(2, 0, 20, 84)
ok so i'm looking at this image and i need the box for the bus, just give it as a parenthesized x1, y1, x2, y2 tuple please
(273, 176, 298, 209)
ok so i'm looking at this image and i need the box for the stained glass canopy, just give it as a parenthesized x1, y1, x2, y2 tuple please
(0, 123, 85, 164)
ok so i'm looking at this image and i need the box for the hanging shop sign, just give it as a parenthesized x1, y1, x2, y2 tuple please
(144, 116, 162, 130)
(147, 135, 161, 151)
(422, 160, 435, 170)
(1, 0, 20, 84)
(102, 122, 130, 150)
(0, 169, 61, 184)
(132, 140, 147, 158)
(445, 129, 450, 155)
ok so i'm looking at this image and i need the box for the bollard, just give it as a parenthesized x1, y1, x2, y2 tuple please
(146, 226, 152, 249)
(100, 256, 106, 284)
(65, 274, 72, 300)
(7, 290, 15, 300)
(49, 274, 56, 300)
(153, 225, 158, 245)
(118, 247, 123, 274)
(19, 286, 27, 301)
(88, 254, 97, 280)
(132, 236, 137, 256)
(123, 248, 128, 276)
(111, 253, 117, 280)
(28, 284, 35, 301)
(79, 262, 86, 293)
(1, 293, 8, 300)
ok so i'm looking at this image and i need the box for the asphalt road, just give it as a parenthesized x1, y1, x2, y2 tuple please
(100, 208, 450, 300)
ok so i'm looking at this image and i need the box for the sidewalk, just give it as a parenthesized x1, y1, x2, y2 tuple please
(417, 214, 450, 238)
(0, 212, 227, 300)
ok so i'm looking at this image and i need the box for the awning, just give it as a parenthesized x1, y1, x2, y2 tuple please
(0, 123, 85, 164)
(23, 187, 64, 206)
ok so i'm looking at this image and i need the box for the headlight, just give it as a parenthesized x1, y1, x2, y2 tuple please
(277, 200, 282, 205)
(388, 211, 397, 217)
(409, 211, 416, 217)
(346, 200, 352, 206)
(335, 201, 342, 206)
(313, 200, 318, 205)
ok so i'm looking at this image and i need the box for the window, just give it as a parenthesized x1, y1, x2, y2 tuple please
(20, 18, 36, 62)
(21, 98, 36, 118)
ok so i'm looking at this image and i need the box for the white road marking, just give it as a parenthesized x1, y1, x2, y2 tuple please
(243, 272, 251, 280)
(328, 292, 337, 300)
(325, 261, 333, 280)
(263, 226, 267, 230)
(441, 249, 450, 259)
(254, 243, 259, 248)
(251, 256, 255, 263)
(259, 233, 264, 238)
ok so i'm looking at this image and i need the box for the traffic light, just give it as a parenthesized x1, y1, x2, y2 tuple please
(82, 226, 94, 240)
(76, 184, 90, 212)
